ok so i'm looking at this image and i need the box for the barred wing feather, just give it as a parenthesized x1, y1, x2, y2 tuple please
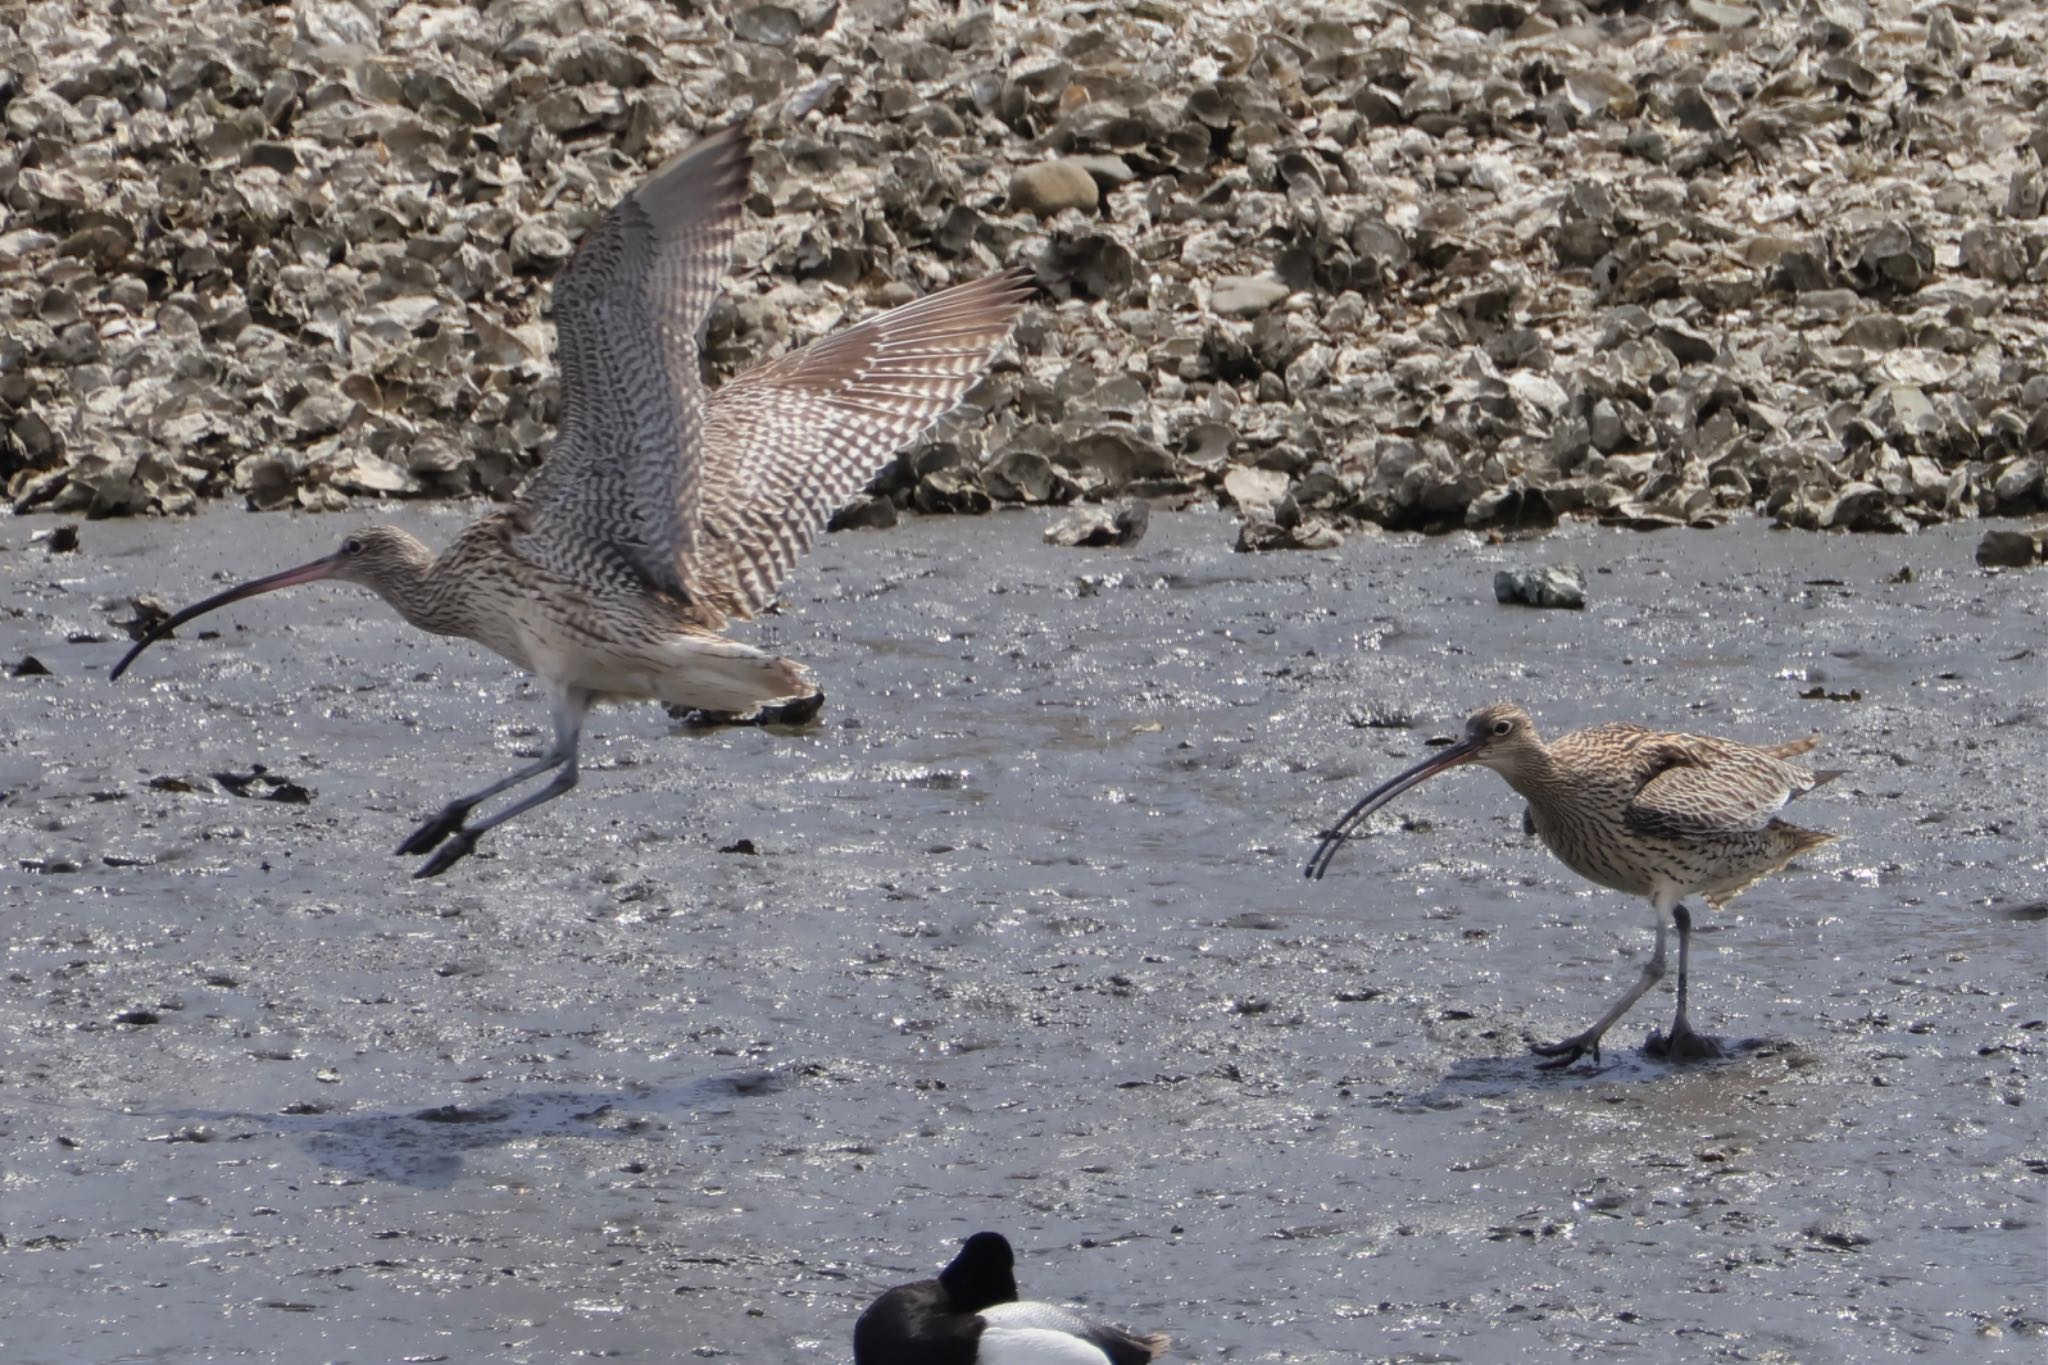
(1624, 737, 1821, 840)
(516, 127, 752, 597)
(683, 268, 1034, 622)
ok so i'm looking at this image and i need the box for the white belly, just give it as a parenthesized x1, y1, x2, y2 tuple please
(514, 622, 817, 713)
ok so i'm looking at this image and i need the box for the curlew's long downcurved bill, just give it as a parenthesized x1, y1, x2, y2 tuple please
(109, 551, 347, 681)
(1304, 733, 1487, 881)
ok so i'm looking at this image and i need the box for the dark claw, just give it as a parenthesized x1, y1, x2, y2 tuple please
(1530, 1034, 1603, 1070)
(397, 808, 469, 856)
(412, 830, 481, 879)
(1644, 1023, 1725, 1064)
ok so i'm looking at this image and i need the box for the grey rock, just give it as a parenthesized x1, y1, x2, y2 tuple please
(290, 388, 358, 438)
(1066, 154, 1137, 189)
(1037, 232, 1135, 300)
(1222, 465, 1290, 518)
(1652, 322, 1716, 365)
(1009, 160, 1101, 217)
(1494, 563, 1588, 609)
(1236, 516, 1341, 552)
(1210, 276, 1293, 318)
(1109, 498, 1151, 546)
(1975, 529, 2045, 568)
(1773, 248, 1834, 294)
(1687, 0, 1758, 30)
(1588, 399, 1635, 454)
(509, 222, 573, 272)
(1817, 55, 1878, 101)
(1624, 127, 1672, 163)
(912, 469, 991, 516)
(1826, 482, 1905, 532)
(1176, 421, 1238, 470)
(1043, 499, 1150, 548)
(1057, 425, 1182, 491)
(1958, 227, 2036, 285)
(1870, 386, 1940, 441)
(1990, 458, 2044, 513)
(984, 448, 1080, 505)
(828, 494, 899, 532)
(1468, 484, 1558, 530)
(732, 5, 805, 46)
(1839, 315, 1909, 349)
(1805, 1215, 1876, 1250)
(1848, 223, 1935, 296)
(1555, 182, 1619, 267)
(1672, 86, 1723, 133)
(2007, 167, 2044, 222)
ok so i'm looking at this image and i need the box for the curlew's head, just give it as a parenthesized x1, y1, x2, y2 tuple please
(1451, 702, 1551, 778)
(110, 525, 433, 680)
(1304, 702, 1546, 880)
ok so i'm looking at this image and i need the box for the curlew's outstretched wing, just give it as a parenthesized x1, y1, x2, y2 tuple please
(515, 126, 752, 597)
(680, 268, 1035, 623)
(1622, 733, 1830, 841)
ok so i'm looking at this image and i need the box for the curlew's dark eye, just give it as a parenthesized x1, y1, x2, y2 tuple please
(1491, 719, 1512, 736)
(341, 537, 364, 555)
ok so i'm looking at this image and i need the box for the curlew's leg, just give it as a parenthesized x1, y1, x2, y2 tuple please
(404, 688, 592, 878)
(397, 751, 571, 856)
(1531, 900, 1669, 1069)
(1645, 904, 1725, 1063)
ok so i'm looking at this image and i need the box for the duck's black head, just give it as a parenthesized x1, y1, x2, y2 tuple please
(938, 1231, 1020, 1313)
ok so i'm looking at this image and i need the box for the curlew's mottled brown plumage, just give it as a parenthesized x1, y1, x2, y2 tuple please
(1306, 703, 1841, 1067)
(111, 126, 1033, 877)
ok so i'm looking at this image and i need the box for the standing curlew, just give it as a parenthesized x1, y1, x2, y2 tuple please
(1305, 703, 1840, 1067)
(854, 1231, 1170, 1365)
(111, 126, 1032, 877)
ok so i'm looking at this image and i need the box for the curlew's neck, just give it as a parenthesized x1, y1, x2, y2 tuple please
(356, 533, 468, 638)
(1488, 740, 1569, 804)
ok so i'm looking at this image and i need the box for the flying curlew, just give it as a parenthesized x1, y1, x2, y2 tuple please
(112, 127, 1032, 877)
(854, 1231, 1170, 1365)
(1306, 703, 1840, 1067)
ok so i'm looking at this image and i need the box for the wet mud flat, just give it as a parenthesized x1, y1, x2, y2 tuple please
(1, 505, 2042, 1362)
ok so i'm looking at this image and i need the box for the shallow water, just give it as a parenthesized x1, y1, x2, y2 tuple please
(2, 505, 2043, 1362)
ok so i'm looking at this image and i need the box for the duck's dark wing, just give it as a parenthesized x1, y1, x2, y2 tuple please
(854, 1281, 981, 1365)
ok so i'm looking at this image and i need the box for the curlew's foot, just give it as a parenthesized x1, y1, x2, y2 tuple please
(1644, 1020, 1725, 1064)
(669, 688, 826, 729)
(397, 807, 470, 856)
(412, 829, 481, 879)
(758, 688, 825, 726)
(1529, 1032, 1605, 1070)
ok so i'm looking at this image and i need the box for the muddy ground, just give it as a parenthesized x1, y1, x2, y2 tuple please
(1, 505, 2043, 1362)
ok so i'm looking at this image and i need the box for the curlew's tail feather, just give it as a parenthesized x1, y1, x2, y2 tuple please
(1804, 768, 1847, 793)
(1779, 822, 1837, 856)
(561, 631, 817, 713)
(1698, 821, 1836, 908)
(1094, 1326, 1171, 1363)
